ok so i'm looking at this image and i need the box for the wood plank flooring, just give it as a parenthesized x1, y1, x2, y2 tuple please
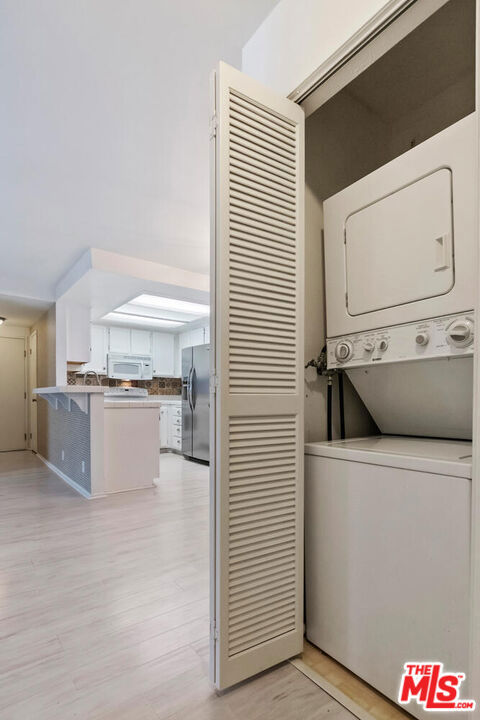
(0, 450, 355, 720)
(299, 642, 411, 720)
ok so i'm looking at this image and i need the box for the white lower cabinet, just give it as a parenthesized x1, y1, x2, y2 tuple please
(159, 403, 182, 451)
(159, 406, 169, 448)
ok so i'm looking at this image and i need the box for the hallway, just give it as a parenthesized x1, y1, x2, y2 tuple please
(0, 451, 353, 719)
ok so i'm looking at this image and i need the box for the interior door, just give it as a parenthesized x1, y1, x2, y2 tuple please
(210, 61, 304, 690)
(0, 337, 26, 451)
(29, 330, 38, 452)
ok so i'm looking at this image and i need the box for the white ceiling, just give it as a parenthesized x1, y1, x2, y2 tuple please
(0, 0, 279, 302)
(0, 294, 52, 328)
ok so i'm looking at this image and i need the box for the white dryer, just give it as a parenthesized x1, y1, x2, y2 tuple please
(324, 113, 476, 338)
(305, 435, 472, 720)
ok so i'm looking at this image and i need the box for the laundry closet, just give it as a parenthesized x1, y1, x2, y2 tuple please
(210, 0, 480, 714)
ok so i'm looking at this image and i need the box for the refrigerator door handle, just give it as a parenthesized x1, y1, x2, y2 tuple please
(191, 367, 197, 410)
(188, 367, 194, 410)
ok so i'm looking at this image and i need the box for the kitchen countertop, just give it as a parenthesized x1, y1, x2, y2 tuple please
(145, 395, 181, 404)
(103, 395, 181, 408)
(104, 400, 162, 408)
(35, 386, 105, 394)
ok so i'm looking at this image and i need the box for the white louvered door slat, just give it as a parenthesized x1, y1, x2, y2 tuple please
(210, 61, 304, 691)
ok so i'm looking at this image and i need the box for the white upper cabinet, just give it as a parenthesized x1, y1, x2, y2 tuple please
(131, 329, 152, 355)
(66, 303, 90, 363)
(189, 327, 205, 347)
(153, 332, 175, 377)
(108, 326, 131, 354)
(102, 325, 177, 376)
(83, 325, 107, 373)
(242, 0, 395, 97)
(176, 324, 209, 375)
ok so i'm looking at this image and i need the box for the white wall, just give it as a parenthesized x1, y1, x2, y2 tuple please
(242, 0, 394, 97)
(303, 91, 386, 441)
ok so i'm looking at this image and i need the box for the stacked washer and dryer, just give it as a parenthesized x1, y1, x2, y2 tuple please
(305, 113, 476, 718)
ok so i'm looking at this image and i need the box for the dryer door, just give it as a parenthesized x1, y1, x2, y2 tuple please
(345, 168, 453, 316)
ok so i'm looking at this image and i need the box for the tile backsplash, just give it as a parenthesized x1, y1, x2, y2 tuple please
(67, 372, 182, 395)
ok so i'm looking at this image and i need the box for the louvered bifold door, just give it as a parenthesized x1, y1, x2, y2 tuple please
(210, 61, 304, 690)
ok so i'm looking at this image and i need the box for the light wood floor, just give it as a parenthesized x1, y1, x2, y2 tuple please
(300, 642, 411, 720)
(0, 450, 356, 720)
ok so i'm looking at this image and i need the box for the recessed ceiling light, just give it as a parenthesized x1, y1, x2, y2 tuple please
(130, 294, 209, 315)
(0, 317, 5, 325)
(102, 312, 184, 328)
(116, 303, 199, 323)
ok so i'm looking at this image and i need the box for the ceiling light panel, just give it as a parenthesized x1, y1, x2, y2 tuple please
(102, 312, 183, 328)
(130, 294, 210, 315)
(116, 303, 202, 323)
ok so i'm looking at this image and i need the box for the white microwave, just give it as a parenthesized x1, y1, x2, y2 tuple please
(107, 353, 153, 380)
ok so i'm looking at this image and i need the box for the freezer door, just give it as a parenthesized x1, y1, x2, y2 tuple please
(192, 344, 210, 462)
(182, 347, 193, 456)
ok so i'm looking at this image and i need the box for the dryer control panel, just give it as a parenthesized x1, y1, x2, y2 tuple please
(327, 312, 474, 370)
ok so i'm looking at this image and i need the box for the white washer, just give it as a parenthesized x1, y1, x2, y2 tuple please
(305, 435, 472, 720)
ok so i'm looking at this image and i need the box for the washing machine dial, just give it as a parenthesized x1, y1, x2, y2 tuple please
(446, 319, 474, 348)
(335, 340, 353, 362)
(378, 339, 389, 352)
(415, 331, 429, 346)
(363, 341, 375, 353)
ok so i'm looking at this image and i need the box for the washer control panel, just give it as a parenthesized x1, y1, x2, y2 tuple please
(327, 313, 474, 369)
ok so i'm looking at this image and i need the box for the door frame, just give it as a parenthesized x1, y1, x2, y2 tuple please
(28, 329, 38, 452)
(0, 326, 28, 451)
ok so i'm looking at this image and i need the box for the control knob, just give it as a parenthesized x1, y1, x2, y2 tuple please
(335, 340, 353, 363)
(446, 319, 474, 348)
(378, 339, 389, 352)
(415, 331, 429, 346)
(363, 342, 375, 353)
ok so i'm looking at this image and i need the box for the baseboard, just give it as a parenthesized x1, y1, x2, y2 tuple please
(37, 454, 103, 500)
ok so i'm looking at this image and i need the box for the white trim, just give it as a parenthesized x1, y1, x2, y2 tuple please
(28, 329, 38, 452)
(469, 1, 480, 707)
(37, 453, 106, 500)
(288, 0, 415, 104)
(290, 658, 371, 720)
(299, 0, 449, 118)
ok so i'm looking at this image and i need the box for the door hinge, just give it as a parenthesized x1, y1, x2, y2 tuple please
(24, 433, 27, 441)
(209, 113, 217, 140)
(24, 392, 26, 400)
(210, 619, 219, 641)
(24, 350, 26, 358)
(209, 373, 219, 394)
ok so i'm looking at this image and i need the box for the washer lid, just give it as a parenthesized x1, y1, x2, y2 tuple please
(305, 435, 472, 478)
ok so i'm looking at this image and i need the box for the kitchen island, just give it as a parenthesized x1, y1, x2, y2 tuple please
(34, 386, 165, 498)
(34, 386, 106, 498)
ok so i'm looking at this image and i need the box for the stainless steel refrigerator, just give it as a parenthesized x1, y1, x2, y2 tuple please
(182, 344, 210, 463)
